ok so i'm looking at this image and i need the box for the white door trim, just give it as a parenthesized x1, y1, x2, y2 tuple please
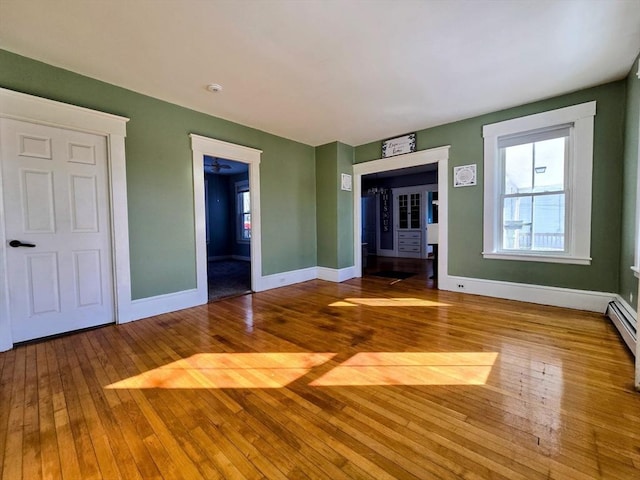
(352, 146, 450, 283)
(0, 87, 130, 351)
(190, 134, 263, 299)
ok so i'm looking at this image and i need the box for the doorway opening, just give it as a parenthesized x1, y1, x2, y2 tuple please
(190, 134, 263, 305)
(361, 164, 438, 288)
(204, 156, 252, 301)
(352, 146, 449, 289)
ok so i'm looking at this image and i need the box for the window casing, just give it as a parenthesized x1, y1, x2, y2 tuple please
(483, 102, 596, 265)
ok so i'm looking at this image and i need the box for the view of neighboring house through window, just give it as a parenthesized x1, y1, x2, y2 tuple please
(237, 181, 250, 242)
(501, 127, 568, 252)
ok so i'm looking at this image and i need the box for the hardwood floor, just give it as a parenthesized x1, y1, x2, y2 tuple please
(1, 272, 639, 479)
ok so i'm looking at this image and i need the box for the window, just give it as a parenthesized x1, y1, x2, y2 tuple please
(483, 101, 596, 264)
(236, 181, 250, 242)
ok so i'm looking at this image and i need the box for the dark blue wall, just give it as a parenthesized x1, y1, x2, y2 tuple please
(206, 171, 251, 259)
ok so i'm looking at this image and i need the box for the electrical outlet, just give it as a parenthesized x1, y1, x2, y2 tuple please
(457, 284, 465, 289)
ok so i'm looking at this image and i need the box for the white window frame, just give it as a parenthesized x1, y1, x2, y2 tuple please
(482, 101, 596, 265)
(236, 180, 250, 243)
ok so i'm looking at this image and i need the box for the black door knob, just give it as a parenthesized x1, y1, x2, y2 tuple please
(9, 240, 36, 248)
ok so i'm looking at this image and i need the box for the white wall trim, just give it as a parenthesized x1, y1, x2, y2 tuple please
(190, 134, 262, 299)
(317, 266, 357, 283)
(440, 274, 615, 313)
(256, 267, 317, 292)
(482, 101, 596, 264)
(120, 289, 202, 323)
(353, 146, 450, 281)
(0, 88, 130, 351)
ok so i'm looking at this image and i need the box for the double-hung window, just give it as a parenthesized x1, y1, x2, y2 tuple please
(236, 181, 251, 242)
(483, 101, 596, 265)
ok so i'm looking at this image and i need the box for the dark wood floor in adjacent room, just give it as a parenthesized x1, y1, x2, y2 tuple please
(1, 265, 639, 479)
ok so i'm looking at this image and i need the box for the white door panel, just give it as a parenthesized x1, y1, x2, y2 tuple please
(1, 118, 114, 342)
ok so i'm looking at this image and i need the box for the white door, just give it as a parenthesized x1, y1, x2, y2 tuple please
(0, 118, 114, 342)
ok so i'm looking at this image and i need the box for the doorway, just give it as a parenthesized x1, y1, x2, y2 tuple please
(361, 165, 438, 286)
(204, 156, 252, 301)
(352, 146, 449, 287)
(190, 134, 263, 303)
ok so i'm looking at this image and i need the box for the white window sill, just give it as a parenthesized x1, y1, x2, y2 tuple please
(482, 252, 591, 265)
(631, 266, 640, 279)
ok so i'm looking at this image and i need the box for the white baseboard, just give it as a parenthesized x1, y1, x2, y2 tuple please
(119, 288, 207, 323)
(440, 274, 615, 313)
(317, 266, 357, 283)
(255, 267, 317, 292)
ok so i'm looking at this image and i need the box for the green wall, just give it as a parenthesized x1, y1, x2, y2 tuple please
(0, 49, 316, 299)
(315, 142, 354, 269)
(620, 55, 640, 309)
(316, 143, 338, 268)
(356, 82, 627, 293)
(336, 142, 354, 269)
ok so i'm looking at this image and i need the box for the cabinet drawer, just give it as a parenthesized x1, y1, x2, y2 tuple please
(398, 239, 420, 246)
(398, 245, 421, 253)
(398, 231, 421, 239)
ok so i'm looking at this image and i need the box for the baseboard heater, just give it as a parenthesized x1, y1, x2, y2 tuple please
(606, 301, 637, 356)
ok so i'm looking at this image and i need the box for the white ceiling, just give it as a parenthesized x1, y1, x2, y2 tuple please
(1, 0, 639, 147)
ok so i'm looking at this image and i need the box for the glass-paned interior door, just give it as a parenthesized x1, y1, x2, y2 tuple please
(397, 193, 421, 230)
(410, 193, 421, 228)
(399, 194, 408, 229)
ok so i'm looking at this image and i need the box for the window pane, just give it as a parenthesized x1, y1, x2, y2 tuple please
(532, 194, 564, 251)
(398, 194, 408, 229)
(410, 194, 420, 228)
(502, 196, 532, 250)
(243, 213, 251, 240)
(504, 144, 532, 194)
(242, 191, 250, 213)
(533, 137, 565, 193)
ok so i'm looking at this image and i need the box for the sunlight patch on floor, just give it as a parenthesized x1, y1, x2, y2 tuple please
(309, 352, 499, 386)
(105, 351, 498, 389)
(105, 352, 336, 389)
(329, 297, 450, 307)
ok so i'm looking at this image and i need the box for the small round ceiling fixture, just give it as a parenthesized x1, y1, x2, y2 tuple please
(206, 83, 223, 93)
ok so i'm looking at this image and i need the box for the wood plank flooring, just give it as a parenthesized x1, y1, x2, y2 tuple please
(1, 267, 639, 479)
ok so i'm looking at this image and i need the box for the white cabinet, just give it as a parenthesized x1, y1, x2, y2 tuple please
(398, 230, 422, 257)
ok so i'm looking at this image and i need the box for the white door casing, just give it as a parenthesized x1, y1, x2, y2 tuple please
(0, 87, 130, 351)
(1, 119, 114, 342)
(190, 134, 263, 298)
(352, 146, 450, 282)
